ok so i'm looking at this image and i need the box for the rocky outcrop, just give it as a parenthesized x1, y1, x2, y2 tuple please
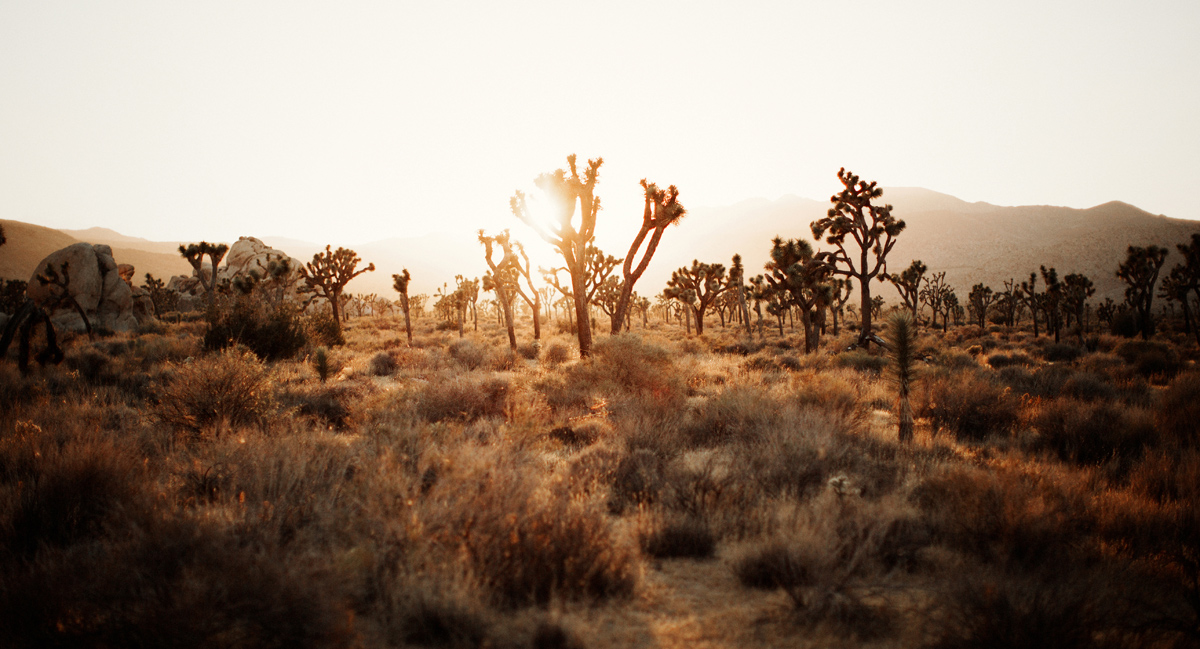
(166, 237, 307, 311)
(26, 243, 139, 332)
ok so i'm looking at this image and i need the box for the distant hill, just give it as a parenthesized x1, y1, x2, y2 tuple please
(1, 219, 191, 285)
(4, 188, 1199, 307)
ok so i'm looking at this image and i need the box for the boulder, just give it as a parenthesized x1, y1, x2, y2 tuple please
(27, 243, 139, 332)
(166, 237, 306, 312)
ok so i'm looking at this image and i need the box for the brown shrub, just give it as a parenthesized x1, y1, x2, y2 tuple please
(918, 369, 1020, 441)
(1029, 398, 1156, 467)
(1157, 371, 1200, 448)
(415, 375, 509, 422)
(155, 349, 274, 438)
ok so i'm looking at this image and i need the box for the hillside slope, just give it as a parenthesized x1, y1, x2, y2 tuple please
(1, 219, 191, 285)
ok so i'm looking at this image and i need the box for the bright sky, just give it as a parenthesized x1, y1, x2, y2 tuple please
(2, 0, 1197, 265)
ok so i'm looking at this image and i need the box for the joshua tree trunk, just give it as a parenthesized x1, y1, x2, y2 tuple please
(570, 264, 593, 355)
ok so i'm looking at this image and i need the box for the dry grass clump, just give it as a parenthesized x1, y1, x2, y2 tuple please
(638, 513, 716, 559)
(918, 369, 1020, 441)
(277, 385, 355, 430)
(448, 338, 489, 370)
(414, 374, 510, 422)
(540, 341, 574, 366)
(421, 449, 640, 608)
(155, 348, 275, 439)
(1157, 371, 1200, 448)
(987, 351, 1035, 368)
(1027, 397, 1156, 468)
(367, 350, 398, 376)
(1114, 339, 1182, 380)
(680, 384, 783, 447)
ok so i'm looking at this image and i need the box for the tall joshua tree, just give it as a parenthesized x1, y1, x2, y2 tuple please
(611, 179, 687, 333)
(1020, 272, 1041, 337)
(510, 240, 543, 340)
(811, 168, 906, 347)
(1062, 272, 1094, 337)
(479, 230, 520, 350)
(665, 260, 728, 335)
(1116, 244, 1168, 340)
(179, 241, 229, 312)
(920, 272, 950, 330)
(885, 260, 926, 328)
(300, 246, 375, 338)
(392, 269, 413, 345)
(730, 254, 752, 338)
(967, 283, 996, 330)
(511, 154, 603, 357)
(765, 237, 832, 353)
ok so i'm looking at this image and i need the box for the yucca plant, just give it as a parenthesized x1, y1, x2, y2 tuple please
(885, 311, 916, 443)
(313, 347, 331, 383)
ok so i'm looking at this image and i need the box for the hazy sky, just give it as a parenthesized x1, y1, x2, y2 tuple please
(2, 0, 1197, 256)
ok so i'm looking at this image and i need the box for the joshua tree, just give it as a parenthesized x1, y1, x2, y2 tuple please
(885, 260, 927, 328)
(508, 240, 543, 340)
(884, 311, 917, 443)
(594, 275, 623, 332)
(730, 254, 752, 337)
(300, 246, 375, 338)
(919, 272, 950, 330)
(479, 230, 520, 350)
(747, 274, 772, 338)
(1160, 266, 1196, 344)
(611, 179, 687, 333)
(392, 269, 413, 345)
(967, 283, 996, 330)
(141, 273, 177, 318)
(811, 168, 906, 347)
(36, 262, 92, 336)
(997, 279, 1022, 327)
(0, 300, 64, 375)
(939, 291, 959, 332)
(765, 237, 832, 353)
(665, 260, 728, 335)
(1062, 272, 1095, 337)
(828, 277, 853, 336)
(1020, 272, 1041, 337)
(1116, 244, 1168, 340)
(1038, 266, 1065, 342)
(178, 241, 229, 312)
(1167, 234, 1200, 346)
(511, 154, 603, 357)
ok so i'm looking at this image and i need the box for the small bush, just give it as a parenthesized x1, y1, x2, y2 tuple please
(640, 515, 716, 559)
(541, 342, 573, 366)
(919, 370, 1019, 441)
(837, 349, 887, 375)
(734, 541, 808, 590)
(306, 308, 344, 347)
(368, 351, 398, 376)
(278, 386, 353, 430)
(448, 339, 488, 370)
(1040, 343, 1083, 363)
(987, 352, 1034, 369)
(681, 385, 781, 447)
(155, 349, 274, 438)
(415, 375, 509, 422)
(517, 341, 540, 360)
(204, 297, 308, 361)
(609, 449, 665, 513)
(1029, 398, 1156, 466)
(1114, 340, 1181, 379)
(1157, 372, 1200, 448)
(1060, 371, 1116, 402)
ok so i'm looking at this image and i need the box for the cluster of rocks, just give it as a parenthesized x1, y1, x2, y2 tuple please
(21, 236, 308, 333)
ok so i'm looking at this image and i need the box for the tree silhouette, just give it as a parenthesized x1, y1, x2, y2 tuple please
(747, 274, 771, 338)
(765, 237, 832, 353)
(828, 277, 853, 336)
(511, 154, 603, 357)
(1019, 272, 1041, 337)
(811, 169, 906, 347)
(179, 241, 229, 312)
(884, 260, 926, 328)
(1165, 234, 1200, 346)
(1116, 244, 1168, 340)
(1039, 266, 1064, 342)
(300, 246, 374, 338)
(729, 254, 752, 338)
(919, 272, 950, 331)
(1062, 272, 1095, 338)
(998, 278, 1021, 327)
(142, 273, 177, 318)
(479, 230, 520, 350)
(967, 283, 996, 329)
(611, 180, 686, 333)
(665, 260, 728, 336)
(508, 240, 542, 340)
(392, 269, 413, 345)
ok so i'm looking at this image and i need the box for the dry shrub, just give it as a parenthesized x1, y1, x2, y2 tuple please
(368, 351, 399, 376)
(681, 385, 782, 447)
(910, 466, 1094, 568)
(1028, 398, 1156, 467)
(928, 570, 1120, 649)
(1060, 371, 1116, 402)
(1040, 342, 1083, 362)
(415, 375, 509, 422)
(918, 369, 1019, 441)
(987, 351, 1034, 368)
(1128, 450, 1200, 503)
(422, 451, 639, 608)
(0, 517, 356, 649)
(154, 348, 274, 438)
(277, 386, 354, 430)
(836, 349, 887, 375)
(608, 448, 665, 513)
(639, 513, 716, 559)
(730, 492, 897, 639)
(0, 430, 150, 559)
(448, 339, 488, 370)
(1157, 371, 1200, 448)
(541, 342, 573, 366)
(1114, 339, 1181, 379)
